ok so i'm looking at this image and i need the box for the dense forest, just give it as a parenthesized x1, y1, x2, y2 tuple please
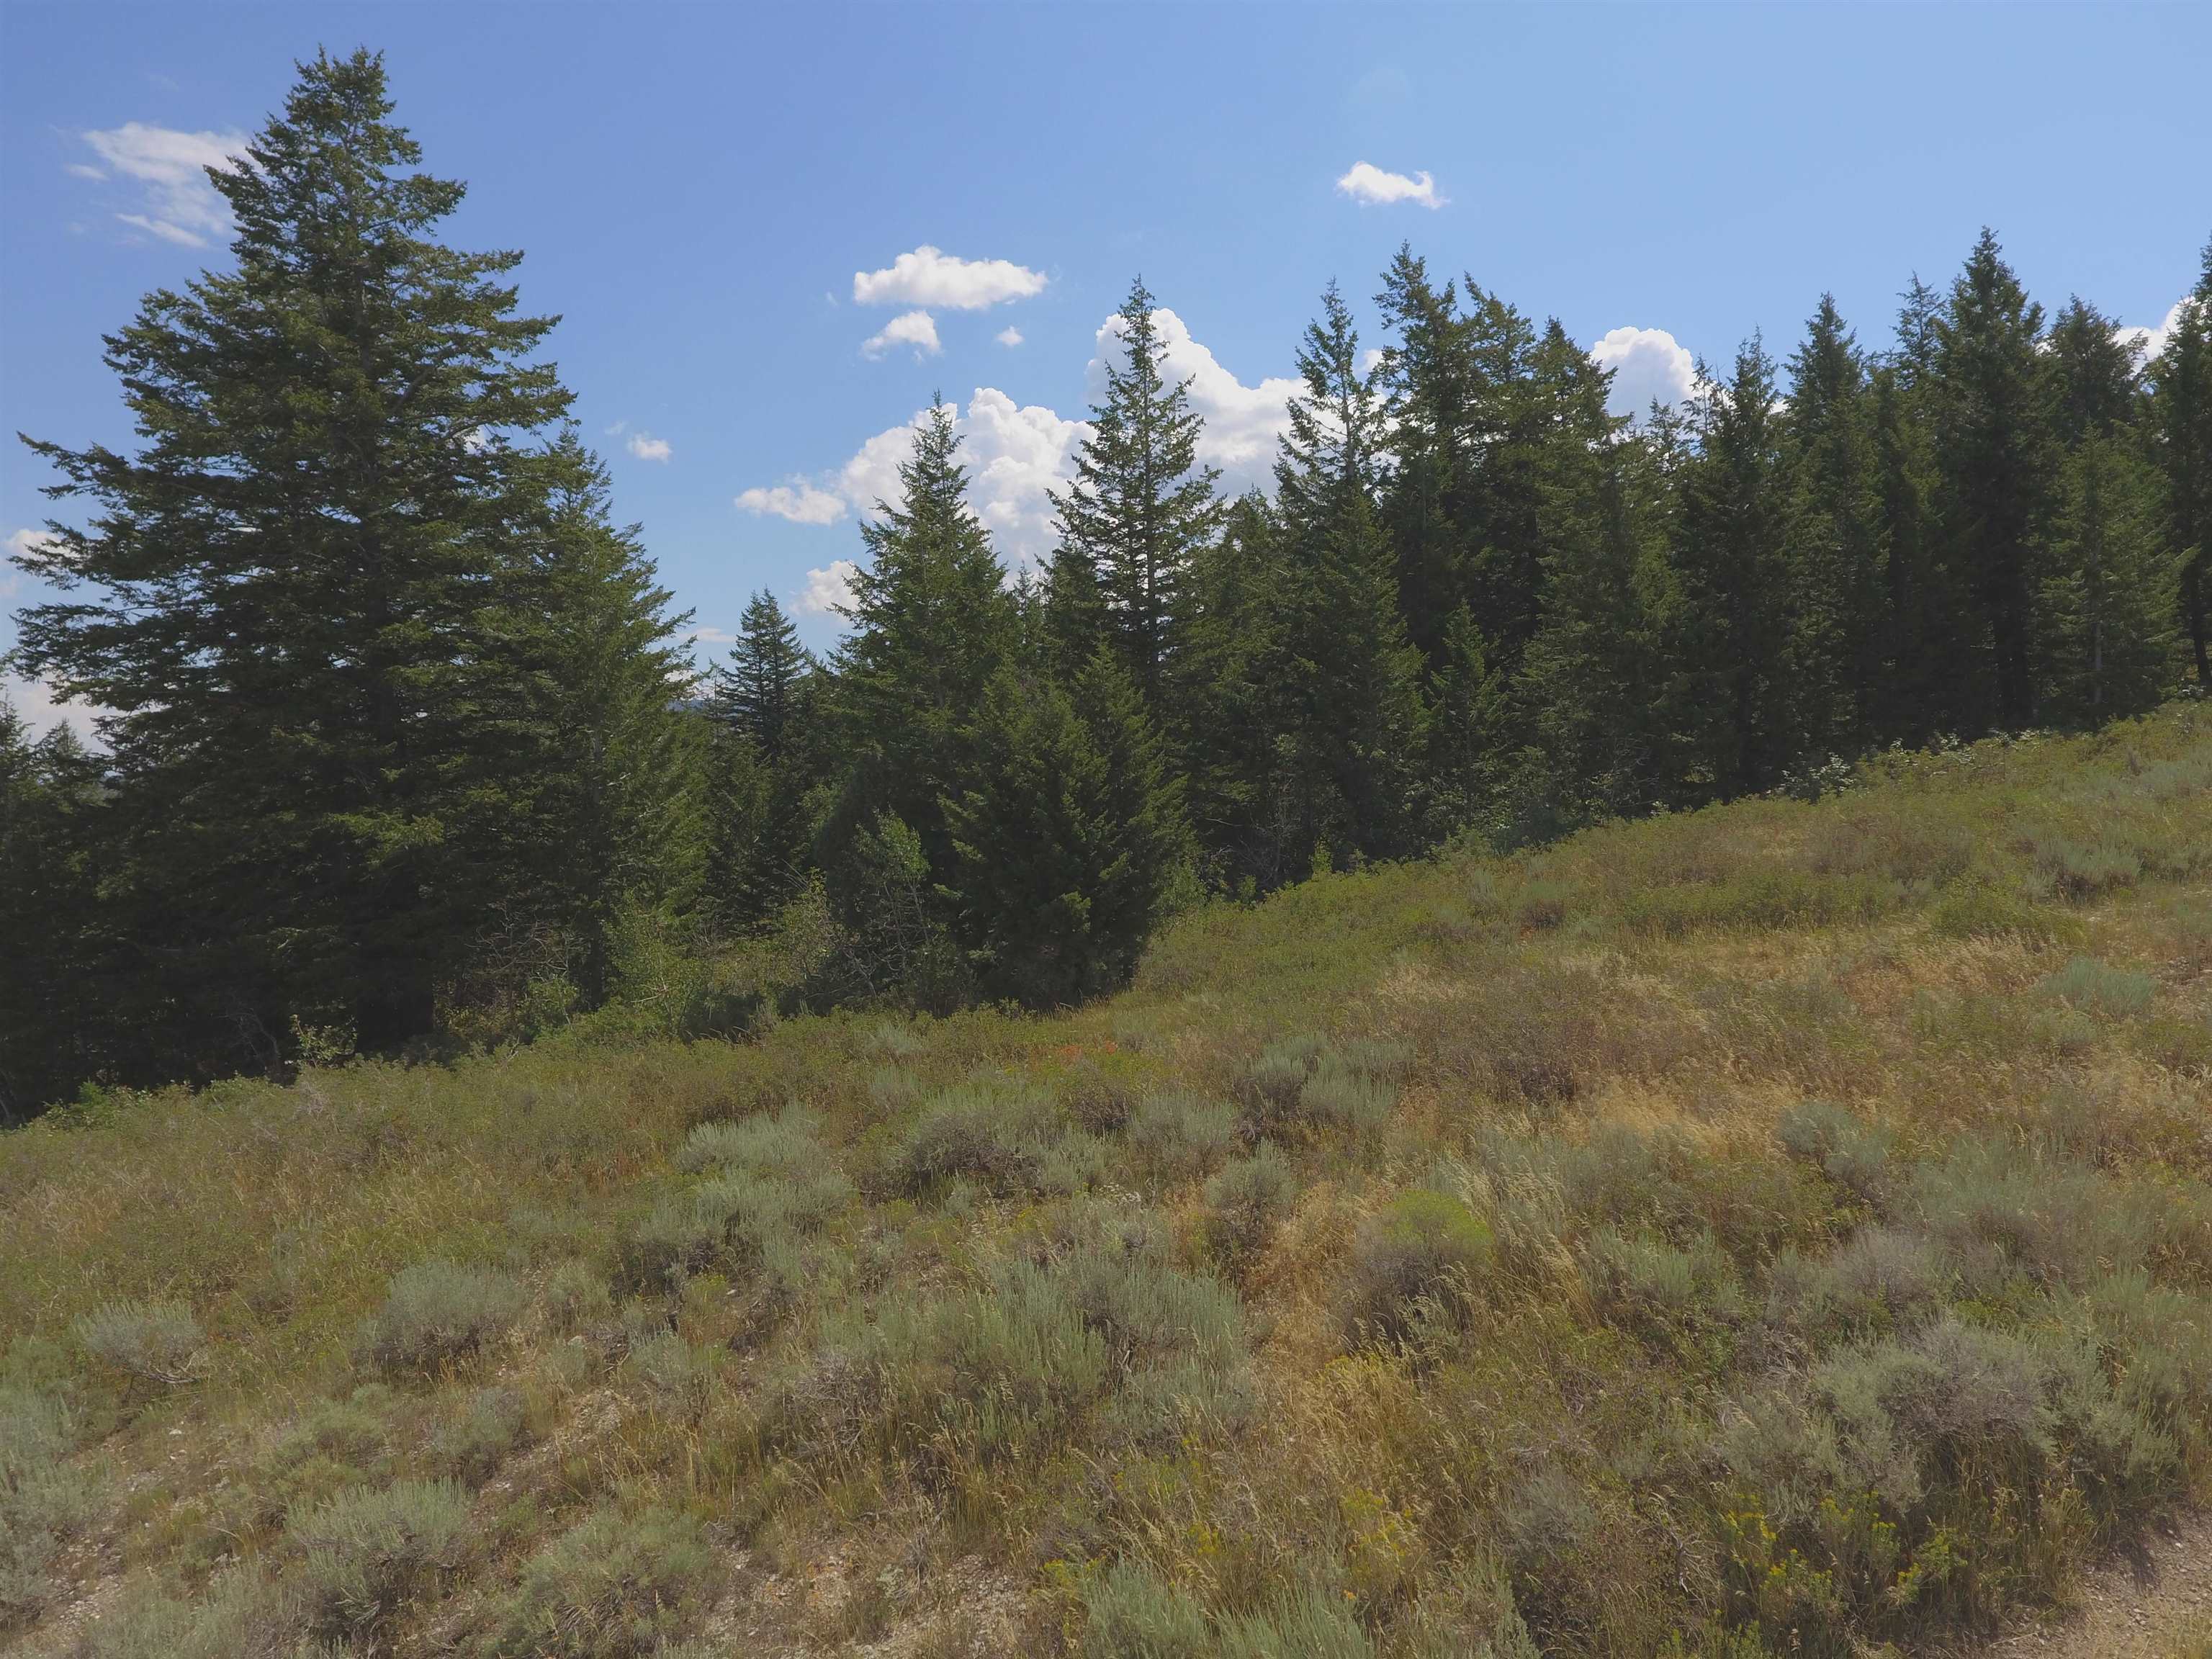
(4, 49, 2208, 1121)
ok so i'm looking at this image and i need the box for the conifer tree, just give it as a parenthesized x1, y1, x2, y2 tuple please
(0, 705, 108, 1119)
(1781, 296, 1884, 757)
(12, 50, 694, 1060)
(1050, 278, 1223, 711)
(2039, 436, 2180, 719)
(943, 651, 1186, 1007)
(1374, 248, 1475, 662)
(2047, 296, 2141, 448)
(2149, 241, 2212, 683)
(1930, 228, 2054, 729)
(1673, 337, 1793, 794)
(713, 590, 811, 761)
(1271, 282, 1429, 865)
(701, 589, 815, 934)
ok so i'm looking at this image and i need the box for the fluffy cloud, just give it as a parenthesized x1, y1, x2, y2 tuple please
(853, 246, 1047, 310)
(834, 389, 1088, 570)
(1335, 162, 1444, 210)
(1089, 307, 1299, 497)
(80, 122, 248, 248)
(796, 559, 860, 616)
(626, 431, 673, 463)
(996, 326, 1025, 348)
(1588, 325, 1698, 421)
(737, 480, 848, 526)
(861, 309, 942, 361)
(2115, 297, 2191, 364)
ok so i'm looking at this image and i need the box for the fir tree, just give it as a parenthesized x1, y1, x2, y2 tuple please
(1930, 228, 2054, 730)
(712, 590, 811, 761)
(1373, 248, 1475, 662)
(2149, 240, 2212, 683)
(12, 50, 693, 1060)
(2039, 436, 2180, 719)
(2047, 295, 2142, 448)
(1051, 278, 1223, 709)
(0, 705, 108, 1119)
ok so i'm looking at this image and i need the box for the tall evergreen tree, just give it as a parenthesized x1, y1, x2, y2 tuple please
(1271, 282, 1429, 866)
(1374, 248, 1476, 663)
(12, 50, 692, 1061)
(1929, 228, 2054, 730)
(2038, 436, 2180, 719)
(2047, 295, 2142, 449)
(1781, 295, 1884, 757)
(0, 706, 108, 1119)
(1048, 278, 1223, 709)
(701, 589, 815, 934)
(1673, 337, 1793, 795)
(822, 403, 1015, 971)
(2149, 240, 2212, 683)
(712, 590, 811, 761)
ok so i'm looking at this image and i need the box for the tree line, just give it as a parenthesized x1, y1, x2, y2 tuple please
(4, 50, 2208, 1118)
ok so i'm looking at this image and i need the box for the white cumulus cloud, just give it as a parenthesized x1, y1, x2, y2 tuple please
(796, 559, 860, 616)
(1335, 161, 1444, 210)
(1588, 325, 1698, 421)
(861, 310, 942, 361)
(2116, 297, 2191, 365)
(996, 326, 1024, 348)
(853, 246, 1047, 310)
(80, 122, 249, 248)
(626, 431, 673, 463)
(1088, 307, 1300, 497)
(1, 671, 105, 745)
(736, 481, 849, 526)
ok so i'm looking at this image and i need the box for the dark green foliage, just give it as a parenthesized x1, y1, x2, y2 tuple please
(0, 707, 107, 1120)
(2038, 435, 2180, 719)
(2149, 241, 2212, 683)
(943, 651, 1187, 1007)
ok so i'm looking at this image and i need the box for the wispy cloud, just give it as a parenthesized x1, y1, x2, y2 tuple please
(1334, 161, 1444, 210)
(996, 325, 1024, 348)
(626, 431, 673, 463)
(79, 122, 248, 248)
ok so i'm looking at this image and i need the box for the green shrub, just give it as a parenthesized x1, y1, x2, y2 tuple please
(2029, 832, 2141, 900)
(75, 1563, 297, 1659)
(1585, 1227, 1743, 1342)
(262, 1385, 401, 1510)
(1928, 875, 2077, 944)
(1342, 1189, 1494, 1345)
(360, 1261, 526, 1373)
(1236, 1035, 1324, 1133)
(1515, 878, 1571, 931)
(432, 1385, 527, 1482)
(671, 1104, 821, 1176)
(624, 1331, 722, 1417)
(894, 1084, 1093, 1197)
(72, 1299, 207, 1385)
(292, 1478, 470, 1636)
(493, 1506, 712, 1658)
(1205, 1143, 1298, 1256)
(545, 1259, 615, 1333)
(1125, 1092, 1238, 1182)
(1621, 868, 1900, 938)
(1079, 1559, 1210, 1659)
(2041, 956, 2157, 1017)
(1298, 1054, 1397, 1135)
(1766, 1226, 1948, 1342)
(1775, 1101, 1893, 1205)
(1, 1382, 97, 1621)
(1217, 1584, 1376, 1658)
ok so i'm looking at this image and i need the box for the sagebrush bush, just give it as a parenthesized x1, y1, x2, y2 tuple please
(2040, 955, 2157, 1017)
(1080, 1560, 1210, 1659)
(75, 1563, 298, 1659)
(72, 1298, 207, 1385)
(670, 1103, 821, 1175)
(1343, 1189, 1493, 1346)
(1205, 1143, 1298, 1256)
(620, 1163, 850, 1293)
(1766, 1226, 1948, 1341)
(893, 1084, 1100, 1197)
(292, 1478, 470, 1636)
(1775, 1100, 1894, 1206)
(493, 1506, 712, 1658)
(1125, 1091, 1238, 1182)
(1, 1382, 97, 1622)
(1928, 873, 2077, 943)
(360, 1261, 525, 1372)
(431, 1385, 527, 1481)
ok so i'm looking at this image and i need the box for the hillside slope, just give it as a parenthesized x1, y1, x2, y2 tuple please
(4, 706, 2211, 1659)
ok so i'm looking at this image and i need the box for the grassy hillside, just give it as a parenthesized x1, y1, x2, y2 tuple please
(5, 706, 2211, 1659)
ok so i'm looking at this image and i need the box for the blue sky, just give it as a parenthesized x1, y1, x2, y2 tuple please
(5, 2, 2208, 733)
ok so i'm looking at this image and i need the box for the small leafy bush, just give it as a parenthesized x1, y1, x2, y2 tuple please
(894, 1084, 1097, 1197)
(1342, 1189, 1493, 1345)
(620, 1164, 850, 1292)
(73, 1299, 207, 1385)
(1766, 1226, 1948, 1342)
(292, 1478, 470, 1637)
(1079, 1559, 1210, 1659)
(1776, 1100, 1894, 1206)
(493, 1506, 712, 1658)
(2041, 956, 2157, 1018)
(671, 1104, 821, 1176)
(360, 1261, 526, 1373)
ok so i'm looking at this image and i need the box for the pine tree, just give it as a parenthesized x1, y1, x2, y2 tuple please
(1673, 336, 1793, 796)
(2149, 240, 2212, 683)
(712, 590, 811, 761)
(821, 403, 1015, 977)
(2039, 436, 2180, 719)
(12, 50, 693, 1061)
(1272, 281, 1429, 866)
(943, 651, 1186, 1007)
(2047, 295, 2142, 448)
(1051, 277, 1224, 710)
(1373, 248, 1475, 662)
(0, 704, 109, 1118)
(1781, 295, 1884, 757)
(1929, 228, 2054, 730)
